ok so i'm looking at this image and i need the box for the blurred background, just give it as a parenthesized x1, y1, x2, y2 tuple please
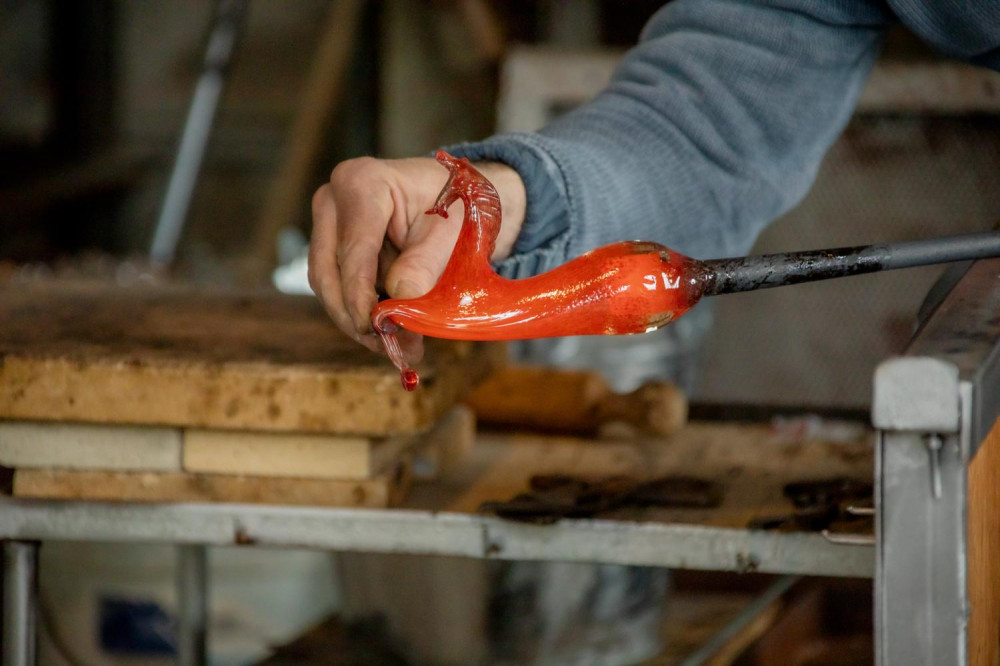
(5, 0, 1000, 409)
(2, 0, 999, 663)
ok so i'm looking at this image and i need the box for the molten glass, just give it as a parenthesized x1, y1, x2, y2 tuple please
(372, 151, 711, 390)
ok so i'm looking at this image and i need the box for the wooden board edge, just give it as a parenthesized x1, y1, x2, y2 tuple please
(968, 417, 1000, 666)
(13, 462, 413, 509)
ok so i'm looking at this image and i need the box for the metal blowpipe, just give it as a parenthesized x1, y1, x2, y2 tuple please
(700, 231, 1000, 296)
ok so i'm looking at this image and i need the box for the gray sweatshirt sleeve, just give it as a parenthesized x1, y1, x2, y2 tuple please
(446, 0, 890, 278)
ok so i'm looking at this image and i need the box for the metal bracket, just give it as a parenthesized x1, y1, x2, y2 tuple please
(924, 434, 944, 500)
(873, 357, 960, 434)
(821, 530, 876, 546)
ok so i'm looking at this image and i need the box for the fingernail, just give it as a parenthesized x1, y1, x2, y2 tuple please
(392, 278, 423, 299)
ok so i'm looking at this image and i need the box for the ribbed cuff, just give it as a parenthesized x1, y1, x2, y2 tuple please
(443, 133, 573, 278)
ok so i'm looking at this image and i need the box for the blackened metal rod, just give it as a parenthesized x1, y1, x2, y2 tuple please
(701, 231, 1000, 297)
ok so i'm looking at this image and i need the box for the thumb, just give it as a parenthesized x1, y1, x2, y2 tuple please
(384, 223, 457, 299)
(385, 245, 445, 299)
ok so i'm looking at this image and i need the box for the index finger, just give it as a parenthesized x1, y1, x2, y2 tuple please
(334, 180, 394, 336)
(309, 184, 380, 352)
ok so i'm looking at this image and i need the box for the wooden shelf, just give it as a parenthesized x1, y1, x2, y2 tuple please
(0, 422, 875, 578)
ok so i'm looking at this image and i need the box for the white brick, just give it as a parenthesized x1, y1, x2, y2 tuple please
(0, 422, 182, 471)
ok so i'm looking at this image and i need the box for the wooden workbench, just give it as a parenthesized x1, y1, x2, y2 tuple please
(0, 284, 499, 436)
(410, 422, 873, 534)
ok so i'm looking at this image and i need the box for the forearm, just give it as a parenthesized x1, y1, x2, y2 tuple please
(450, 0, 890, 276)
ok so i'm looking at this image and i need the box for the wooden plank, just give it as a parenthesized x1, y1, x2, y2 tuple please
(408, 422, 874, 530)
(968, 418, 1000, 666)
(465, 365, 686, 436)
(0, 285, 500, 435)
(13, 462, 411, 508)
(183, 429, 407, 480)
(0, 421, 181, 471)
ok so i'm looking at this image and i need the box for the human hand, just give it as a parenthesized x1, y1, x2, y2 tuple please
(309, 156, 526, 356)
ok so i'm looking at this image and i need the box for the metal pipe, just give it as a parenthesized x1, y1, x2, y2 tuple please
(176, 545, 209, 666)
(149, 0, 249, 268)
(3, 541, 39, 666)
(701, 231, 1000, 296)
(679, 575, 799, 666)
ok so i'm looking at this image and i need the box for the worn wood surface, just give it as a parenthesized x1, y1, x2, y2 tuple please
(183, 430, 407, 480)
(0, 420, 411, 480)
(0, 404, 472, 493)
(968, 418, 1000, 666)
(0, 285, 500, 435)
(408, 422, 874, 531)
(465, 365, 687, 436)
(14, 459, 411, 508)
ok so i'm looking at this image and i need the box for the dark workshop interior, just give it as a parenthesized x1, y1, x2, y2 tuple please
(1, 1, 999, 665)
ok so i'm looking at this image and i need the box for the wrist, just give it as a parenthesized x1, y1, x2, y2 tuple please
(475, 161, 526, 261)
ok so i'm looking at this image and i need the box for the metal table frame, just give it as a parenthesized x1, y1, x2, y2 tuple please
(0, 504, 871, 666)
(4, 259, 999, 665)
(872, 257, 1000, 666)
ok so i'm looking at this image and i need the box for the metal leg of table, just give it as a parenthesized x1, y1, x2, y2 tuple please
(876, 429, 967, 666)
(3, 541, 39, 666)
(873, 359, 968, 666)
(176, 545, 209, 666)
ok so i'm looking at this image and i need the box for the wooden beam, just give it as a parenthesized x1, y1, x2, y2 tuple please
(14, 463, 411, 508)
(183, 429, 407, 480)
(968, 418, 1000, 666)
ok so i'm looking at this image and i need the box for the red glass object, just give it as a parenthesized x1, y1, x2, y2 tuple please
(372, 151, 711, 390)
